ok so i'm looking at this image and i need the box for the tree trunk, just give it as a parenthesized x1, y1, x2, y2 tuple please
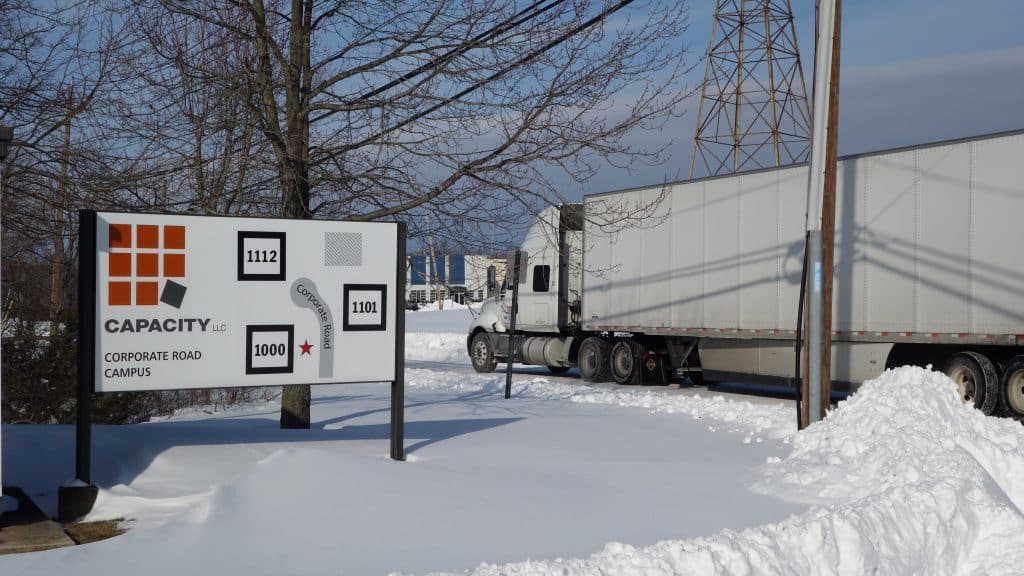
(50, 88, 72, 338)
(426, 213, 443, 310)
(279, 154, 312, 428)
(275, 0, 315, 429)
(279, 382, 311, 429)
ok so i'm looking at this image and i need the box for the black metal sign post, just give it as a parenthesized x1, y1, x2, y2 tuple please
(59, 210, 99, 522)
(504, 250, 522, 400)
(391, 222, 406, 461)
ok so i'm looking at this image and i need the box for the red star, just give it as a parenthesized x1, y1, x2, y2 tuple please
(299, 340, 313, 355)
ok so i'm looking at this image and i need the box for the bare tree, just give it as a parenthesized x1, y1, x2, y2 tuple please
(0, 0, 131, 423)
(1, 0, 125, 326)
(105, 6, 278, 215)
(132, 0, 693, 427)
(1, 1, 293, 424)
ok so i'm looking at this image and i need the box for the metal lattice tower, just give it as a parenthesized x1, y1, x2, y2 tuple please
(690, 0, 812, 178)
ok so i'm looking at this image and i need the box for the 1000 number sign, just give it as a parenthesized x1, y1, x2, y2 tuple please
(253, 343, 286, 357)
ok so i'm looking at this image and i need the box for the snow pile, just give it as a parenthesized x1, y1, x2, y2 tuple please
(754, 365, 1024, 575)
(406, 332, 470, 363)
(1, 320, 53, 338)
(448, 366, 1024, 576)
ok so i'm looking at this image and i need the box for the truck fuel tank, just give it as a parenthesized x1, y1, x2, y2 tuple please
(520, 336, 567, 367)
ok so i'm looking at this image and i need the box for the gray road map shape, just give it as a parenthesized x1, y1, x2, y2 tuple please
(290, 278, 334, 378)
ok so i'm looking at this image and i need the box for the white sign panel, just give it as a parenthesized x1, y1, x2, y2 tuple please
(88, 212, 400, 392)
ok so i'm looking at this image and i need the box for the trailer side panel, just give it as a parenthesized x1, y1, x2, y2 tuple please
(583, 131, 1024, 340)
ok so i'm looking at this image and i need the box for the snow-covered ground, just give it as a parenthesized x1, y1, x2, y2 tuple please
(3, 308, 1024, 575)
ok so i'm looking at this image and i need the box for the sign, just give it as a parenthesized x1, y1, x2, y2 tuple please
(64, 210, 404, 522)
(82, 212, 402, 392)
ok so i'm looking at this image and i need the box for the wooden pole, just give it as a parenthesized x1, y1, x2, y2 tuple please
(802, 0, 840, 426)
(820, 0, 842, 418)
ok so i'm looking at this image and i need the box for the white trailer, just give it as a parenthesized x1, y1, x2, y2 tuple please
(467, 130, 1024, 418)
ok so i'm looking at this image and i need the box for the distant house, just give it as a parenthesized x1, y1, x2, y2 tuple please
(406, 254, 493, 304)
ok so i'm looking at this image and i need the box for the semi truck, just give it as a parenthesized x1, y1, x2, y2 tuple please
(466, 129, 1024, 418)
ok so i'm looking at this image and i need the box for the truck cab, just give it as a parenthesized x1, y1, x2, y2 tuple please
(467, 204, 583, 372)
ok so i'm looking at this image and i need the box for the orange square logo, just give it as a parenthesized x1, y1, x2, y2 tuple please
(136, 253, 159, 277)
(164, 226, 185, 249)
(109, 253, 132, 277)
(109, 224, 132, 248)
(164, 253, 185, 277)
(109, 282, 132, 305)
(136, 282, 158, 305)
(107, 222, 187, 307)
(137, 225, 159, 249)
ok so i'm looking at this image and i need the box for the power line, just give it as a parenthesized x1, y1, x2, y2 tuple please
(318, 0, 637, 172)
(312, 0, 570, 124)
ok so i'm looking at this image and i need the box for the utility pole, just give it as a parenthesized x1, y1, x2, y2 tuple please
(803, 0, 841, 427)
(819, 1, 842, 423)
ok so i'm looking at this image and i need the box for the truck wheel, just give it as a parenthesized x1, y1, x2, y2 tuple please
(999, 355, 1024, 421)
(578, 338, 612, 382)
(547, 365, 571, 375)
(944, 351, 999, 415)
(610, 340, 642, 385)
(470, 332, 498, 373)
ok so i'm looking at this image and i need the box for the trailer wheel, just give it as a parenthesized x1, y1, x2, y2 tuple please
(944, 351, 999, 415)
(999, 355, 1024, 421)
(578, 338, 612, 382)
(547, 365, 571, 375)
(610, 340, 642, 385)
(470, 332, 498, 373)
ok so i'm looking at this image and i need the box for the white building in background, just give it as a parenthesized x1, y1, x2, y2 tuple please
(406, 254, 494, 304)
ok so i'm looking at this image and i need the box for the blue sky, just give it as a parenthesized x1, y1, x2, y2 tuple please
(832, 0, 1024, 65)
(560, 0, 1024, 197)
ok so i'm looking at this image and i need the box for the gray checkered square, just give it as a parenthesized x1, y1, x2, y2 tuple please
(324, 232, 362, 266)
